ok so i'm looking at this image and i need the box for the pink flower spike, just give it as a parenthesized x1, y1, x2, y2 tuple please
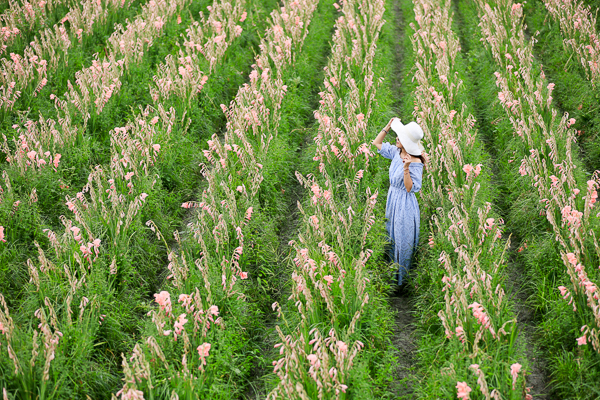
(456, 382, 472, 399)
(208, 305, 219, 316)
(463, 164, 474, 177)
(510, 363, 522, 389)
(53, 154, 61, 168)
(197, 342, 211, 357)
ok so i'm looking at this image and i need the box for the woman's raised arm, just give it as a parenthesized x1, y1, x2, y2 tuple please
(372, 118, 396, 151)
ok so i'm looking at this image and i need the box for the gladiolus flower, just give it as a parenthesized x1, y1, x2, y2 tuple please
(240, 272, 248, 279)
(197, 342, 211, 366)
(577, 335, 587, 345)
(0, 226, 5, 242)
(154, 291, 172, 314)
(208, 305, 219, 316)
(456, 382, 471, 399)
(463, 164, 474, 178)
(510, 363, 521, 389)
(174, 313, 188, 336)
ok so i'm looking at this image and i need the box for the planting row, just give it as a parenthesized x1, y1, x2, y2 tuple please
(267, 0, 396, 397)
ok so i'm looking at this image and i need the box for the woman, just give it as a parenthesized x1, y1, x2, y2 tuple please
(372, 117, 425, 287)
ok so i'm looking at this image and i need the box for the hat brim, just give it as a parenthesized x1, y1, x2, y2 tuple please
(390, 119, 423, 156)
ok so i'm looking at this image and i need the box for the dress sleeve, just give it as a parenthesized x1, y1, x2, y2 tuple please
(408, 163, 423, 193)
(377, 142, 396, 160)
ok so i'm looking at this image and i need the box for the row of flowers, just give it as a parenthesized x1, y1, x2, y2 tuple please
(405, 0, 533, 397)
(267, 0, 388, 397)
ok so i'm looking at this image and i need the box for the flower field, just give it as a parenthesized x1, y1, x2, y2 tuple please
(1, 0, 600, 398)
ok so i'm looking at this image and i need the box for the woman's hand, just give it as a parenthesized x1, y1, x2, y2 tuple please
(373, 117, 399, 151)
(385, 117, 396, 130)
(404, 160, 413, 191)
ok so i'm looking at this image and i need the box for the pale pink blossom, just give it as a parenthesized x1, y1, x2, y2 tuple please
(577, 335, 587, 345)
(197, 342, 211, 366)
(174, 313, 188, 337)
(208, 305, 219, 316)
(456, 382, 471, 399)
(0, 226, 5, 242)
(510, 363, 521, 390)
(463, 164, 474, 178)
(154, 291, 172, 315)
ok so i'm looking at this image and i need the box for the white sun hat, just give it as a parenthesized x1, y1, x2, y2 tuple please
(390, 118, 425, 156)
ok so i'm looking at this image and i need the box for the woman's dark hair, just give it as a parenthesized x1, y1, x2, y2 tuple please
(398, 147, 427, 166)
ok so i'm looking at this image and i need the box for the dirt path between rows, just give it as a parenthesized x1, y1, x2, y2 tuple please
(388, 0, 417, 397)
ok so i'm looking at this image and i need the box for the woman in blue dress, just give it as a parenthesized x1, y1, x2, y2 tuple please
(372, 118, 425, 287)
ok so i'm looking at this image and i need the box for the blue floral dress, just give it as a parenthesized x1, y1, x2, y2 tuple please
(378, 142, 423, 285)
